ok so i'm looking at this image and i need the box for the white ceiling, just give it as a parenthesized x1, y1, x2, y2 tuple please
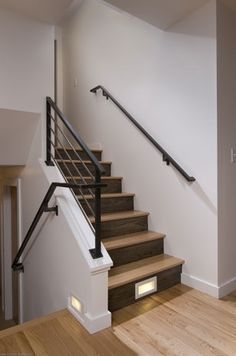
(1, 0, 236, 29)
(0, 0, 80, 24)
(104, 0, 211, 29)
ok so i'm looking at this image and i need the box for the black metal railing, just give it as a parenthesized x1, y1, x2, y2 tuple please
(12, 182, 105, 272)
(45, 97, 106, 259)
(90, 85, 195, 183)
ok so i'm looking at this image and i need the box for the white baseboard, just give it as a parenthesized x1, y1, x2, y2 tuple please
(181, 273, 219, 298)
(68, 305, 111, 334)
(182, 273, 236, 299)
(84, 311, 112, 334)
(218, 277, 236, 299)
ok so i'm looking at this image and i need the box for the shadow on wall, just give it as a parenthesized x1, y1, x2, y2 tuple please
(0, 109, 40, 166)
(166, 0, 216, 38)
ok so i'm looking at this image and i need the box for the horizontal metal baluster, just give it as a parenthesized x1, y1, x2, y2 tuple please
(49, 149, 95, 218)
(54, 123, 95, 179)
(46, 97, 104, 259)
(50, 115, 96, 180)
(50, 127, 95, 199)
(49, 132, 96, 219)
(49, 136, 95, 217)
(47, 97, 105, 176)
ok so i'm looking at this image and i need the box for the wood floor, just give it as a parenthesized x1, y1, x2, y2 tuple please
(113, 284, 236, 355)
(1, 284, 236, 355)
(0, 310, 135, 356)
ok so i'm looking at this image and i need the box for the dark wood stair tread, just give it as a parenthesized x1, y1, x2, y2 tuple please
(103, 231, 165, 251)
(108, 254, 184, 290)
(89, 211, 149, 223)
(77, 193, 135, 200)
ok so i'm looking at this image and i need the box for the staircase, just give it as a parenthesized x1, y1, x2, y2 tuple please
(56, 148, 184, 312)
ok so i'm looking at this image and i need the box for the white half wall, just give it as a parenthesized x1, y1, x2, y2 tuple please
(20, 159, 112, 333)
(61, 0, 218, 292)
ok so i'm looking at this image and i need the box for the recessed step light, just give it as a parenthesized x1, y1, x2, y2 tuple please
(135, 276, 157, 300)
(68, 294, 84, 318)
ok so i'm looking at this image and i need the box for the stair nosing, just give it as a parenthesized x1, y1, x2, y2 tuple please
(89, 210, 149, 223)
(108, 254, 184, 290)
(103, 231, 165, 251)
(77, 193, 135, 200)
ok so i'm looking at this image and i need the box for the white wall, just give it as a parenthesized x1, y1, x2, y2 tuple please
(62, 0, 219, 294)
(0, 109, 40, 166)
(0, 8, 112, 333)
(0, 8, 55, 159)
(0, 9, 56, 321)
(0, 8, 54, 114)
(217, 1, 236, 296)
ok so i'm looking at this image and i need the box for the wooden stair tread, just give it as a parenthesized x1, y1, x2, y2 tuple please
(89, 210, 149, 223)
(77, 193, 135, 200)
(108, 254, 184, 290)
(103, 231, 165, 251)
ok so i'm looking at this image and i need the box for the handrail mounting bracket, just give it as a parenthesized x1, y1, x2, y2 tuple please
(13, 263, 24, 273)
(44, 205, 59, 216)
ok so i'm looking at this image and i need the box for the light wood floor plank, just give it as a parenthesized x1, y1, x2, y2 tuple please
(113, 284, 236, 356)
(2, 285, 236, 355)
(0, 310, 135, 356)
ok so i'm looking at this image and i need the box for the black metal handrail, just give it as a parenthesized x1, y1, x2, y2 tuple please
(12, 182, 105, 272)
(46, 97, 105, 259)
(90, 85, 196, 182)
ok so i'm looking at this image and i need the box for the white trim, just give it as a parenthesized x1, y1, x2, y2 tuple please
(3, 186, 13, 320)
(1, 179, 22, 322)
(17, 178, 23, 324)
(182, 272, 236, 299)
(218, 277, 236, 299)
(181, 273, 219, 298)
(68, 305, 111, 334)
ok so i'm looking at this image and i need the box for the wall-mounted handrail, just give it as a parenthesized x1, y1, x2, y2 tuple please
(90, 85, 196, 183)
(12, 182, 105, 272)
(46, 97, 105, 175)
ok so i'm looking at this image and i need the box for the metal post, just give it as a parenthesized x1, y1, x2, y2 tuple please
(45, 99, 54, 166)
(90, 169, 103, 259)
